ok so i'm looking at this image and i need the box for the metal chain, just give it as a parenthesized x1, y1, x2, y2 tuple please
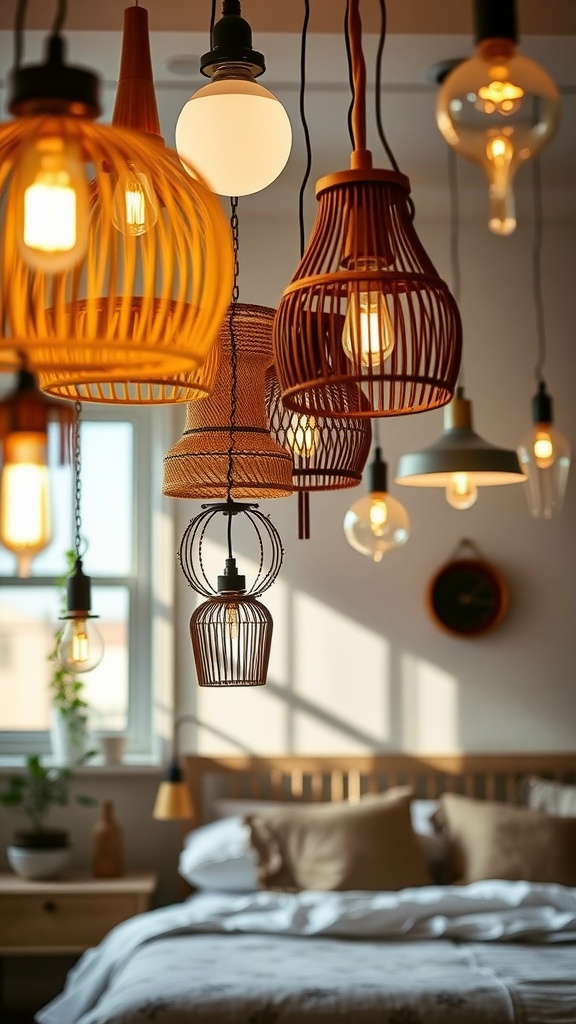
(73, 400, 83, 560)
(226, 196, 240, 504)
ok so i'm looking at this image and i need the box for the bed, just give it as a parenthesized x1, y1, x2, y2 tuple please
(36, 752, 576, 1024)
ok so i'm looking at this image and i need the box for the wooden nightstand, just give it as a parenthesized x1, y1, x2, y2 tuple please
(0, 871, 157, 956)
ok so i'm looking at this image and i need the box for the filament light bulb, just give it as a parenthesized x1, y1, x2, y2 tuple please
(342, 283, 395, 368)
(286, 414, 320, 458)
(112, 164, 159, 237)
(58, 615, 104, 673)
(344, 491, 409, 563)
(0, 432, 51, 578)
(369, 497, 388, 535)
(445, 473, 478, 510)
(486, 134, 515, 235)
(16, 135, 90, 272)
(225, 602, 239, 641)
(533, 428, 555, 469)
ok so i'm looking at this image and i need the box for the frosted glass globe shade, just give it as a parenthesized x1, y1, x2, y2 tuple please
(175, 79, 292, 197)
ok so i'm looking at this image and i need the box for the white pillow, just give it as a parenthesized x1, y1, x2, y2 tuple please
(524, 776, 576, 817)
(180, 796, 445, 891)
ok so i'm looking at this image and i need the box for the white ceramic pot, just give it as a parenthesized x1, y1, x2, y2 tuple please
(7, 846, 71, 880)
(50, 707, 89, 766)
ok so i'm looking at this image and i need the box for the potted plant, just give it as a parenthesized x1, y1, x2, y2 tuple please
(48, 550, 93, 765)
(0, 755, 95, 879)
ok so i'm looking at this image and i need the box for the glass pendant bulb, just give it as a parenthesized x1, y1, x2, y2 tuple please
(0, 432, 51, 578)
(286, 413, 320, 459)
(344, 447, 410, 563)
(342, 270, 395, 368)
(445, 472, 478, 510)
(58, 615, 104, 673)
(112, 163, 159, 237)
(14, 134, 90, 272)
(517, 383, 571, 519)
(436, 0, 560, 236)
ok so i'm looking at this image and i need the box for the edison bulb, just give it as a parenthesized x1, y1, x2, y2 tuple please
(532, 428, 555, 469)
(225, 602, 239, 641)
(286, 414, 320, 458)
(344, 491, 409, 563)
(517, 422, 571, 520)
(0, 432, 50, 578)
(342, 284, 395, 368)
(445, 473, 478, 510)
(15, 135, 90, 272)
(57, 616, 104, 673)
(112, 164, 159, 237)
(176, 66, 292, 197)
(436, 41, 560, 236)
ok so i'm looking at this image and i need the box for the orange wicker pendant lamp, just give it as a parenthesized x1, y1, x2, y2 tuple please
(273, 0, 462, 420)
(0, 2, 231, 400)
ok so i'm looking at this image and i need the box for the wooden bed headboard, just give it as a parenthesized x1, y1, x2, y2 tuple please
(182, 752, 576, 824)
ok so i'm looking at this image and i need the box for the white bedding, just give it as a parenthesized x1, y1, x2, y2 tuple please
(36, 881, 576, 1024)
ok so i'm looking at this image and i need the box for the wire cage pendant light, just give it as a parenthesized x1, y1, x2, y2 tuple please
(273, 0, 462, 420)
(0, 3, 232, 401)
(163, 303, 293, 499)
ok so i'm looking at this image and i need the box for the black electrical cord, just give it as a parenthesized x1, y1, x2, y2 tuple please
(532, 158, 547, 386)
(374, 0, 415, 220)
(298, 0, 312, 258)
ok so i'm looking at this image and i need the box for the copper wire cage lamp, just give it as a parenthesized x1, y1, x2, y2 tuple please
(0, 2, 232, 402)
(273, 0, 462, 420)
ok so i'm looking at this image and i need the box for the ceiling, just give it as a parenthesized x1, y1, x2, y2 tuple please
(0, 1, 574, 222)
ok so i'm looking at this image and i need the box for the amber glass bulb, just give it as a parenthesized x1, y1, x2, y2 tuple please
(0, 432, 51, 577)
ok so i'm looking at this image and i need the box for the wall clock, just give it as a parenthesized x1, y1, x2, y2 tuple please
(427, 539, 509, 638)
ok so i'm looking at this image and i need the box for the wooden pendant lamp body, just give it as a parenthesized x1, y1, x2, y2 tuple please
(0, 7, 231, 403)
(163, 303, 293, 500)
(273, 0, 461, 419)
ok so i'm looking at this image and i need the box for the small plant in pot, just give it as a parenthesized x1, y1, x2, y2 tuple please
(0, 755, 96, 880)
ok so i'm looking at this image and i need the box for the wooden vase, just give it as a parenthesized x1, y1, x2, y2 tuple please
(92, 800, 124, 878)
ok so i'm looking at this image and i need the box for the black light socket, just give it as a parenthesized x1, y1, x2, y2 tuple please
(65, 557, 94, 616)
(368, 447, 388, 494)
(9, 33, 101, 117)
(532, 381, 553, 425)
(474, 0, 518, 45)
(164, 757, 185, 784)
(200, 1, 265, 78)
(217, 556, 246, 594)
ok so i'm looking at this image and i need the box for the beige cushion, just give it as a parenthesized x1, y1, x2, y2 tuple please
(438, 792, 576, 885)
(245, 787, 431, 892)
(522, 775, 576, 817)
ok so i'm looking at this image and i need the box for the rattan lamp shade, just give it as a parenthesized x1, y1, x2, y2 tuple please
(163, 304, 293, 499)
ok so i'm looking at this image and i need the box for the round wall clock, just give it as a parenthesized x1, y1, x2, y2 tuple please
(427, 540, 509, 638)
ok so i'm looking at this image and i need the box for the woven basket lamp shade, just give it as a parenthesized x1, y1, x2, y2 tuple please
(265, 354, 372, 538)
(273, 0, 461, 420)
(179, 502, 283, 687)
(0, 18, 232, 402)
(163, 303, 293, 500)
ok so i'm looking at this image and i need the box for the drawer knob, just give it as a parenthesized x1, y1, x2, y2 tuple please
(43, 900, 57, 913)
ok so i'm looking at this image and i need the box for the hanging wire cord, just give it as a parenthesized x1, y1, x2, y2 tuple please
(447, 146, 464, 389)
(298, 0, 312, 257)
(532, 158, 547, 386)
(14, 0, 67, 67)
(374, 0, 416, 221)
(73, 400, 83, 561)
(223, 196, 241, 559)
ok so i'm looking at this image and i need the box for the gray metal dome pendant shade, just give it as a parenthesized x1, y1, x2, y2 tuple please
(395, 386, 526, 508)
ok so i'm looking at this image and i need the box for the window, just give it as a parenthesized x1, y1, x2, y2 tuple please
(0, 403, 176, 760)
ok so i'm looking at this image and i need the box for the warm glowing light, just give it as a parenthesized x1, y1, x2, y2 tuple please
(0, 433, 50, 578)
(477, 77, 524, 115)
(286, 414, 320, 458)
(369, 497, 388, 535)
(486, 134, 516, 235)
(342, 285, 395, 368)
(112, 164, 159, 237)
(16, 136, 90, 272)
(445, 473, 478, 510)
(533, 429, 555, 469)
(344, 491, 409, 562)
(58, 616, 104, 673)
(225, 602, 239, 641)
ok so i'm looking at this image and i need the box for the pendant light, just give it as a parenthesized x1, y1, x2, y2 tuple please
(0, 366, 74, 577)
(273, 0, 461, 421)
(395, 150, 525, 506)
(435, 0, 560, 237)
(516, 160, 571, 519)
(175, 0, 292, 197)
(176, 199, 285, 688)
(343, 431, 409, 563)
(0, 2, 232, 399)
(57, 402, 104, 674)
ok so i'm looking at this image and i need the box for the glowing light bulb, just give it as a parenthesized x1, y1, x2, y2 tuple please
(445, 473, 478, 510)
(112, 164, 159, 237)
(344, 492, 409, 563)
(342, 284, 395, 368)
(57, 615, 104, 673)
(0, 432, 50, 578)
(225, 603, 239, 641)
(286, 414, 320, 458)
(486, 134, 515, 235)
(15, 135, 89, 272)
(533, 428, 555, 469)
(369, 497, 388, 536)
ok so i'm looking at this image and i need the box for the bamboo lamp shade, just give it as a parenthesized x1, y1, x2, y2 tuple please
(163, 304, 293, 500)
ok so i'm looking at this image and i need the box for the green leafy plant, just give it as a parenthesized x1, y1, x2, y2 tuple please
(48, 549, 90, 750)
(0, 755, 95, 834)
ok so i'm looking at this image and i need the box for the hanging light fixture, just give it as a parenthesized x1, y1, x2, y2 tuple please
(435, 0, 560, 236)
(57, 402, 104, 674)
(395, 149, 525, 506)
(516, 160, 571, 519)
(273, 0, 461, 421)
(344, 439, 409, 563)
(0, 366, 74, 577)
(0, 2, 232, 399)
(175, 0, 292, 197)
